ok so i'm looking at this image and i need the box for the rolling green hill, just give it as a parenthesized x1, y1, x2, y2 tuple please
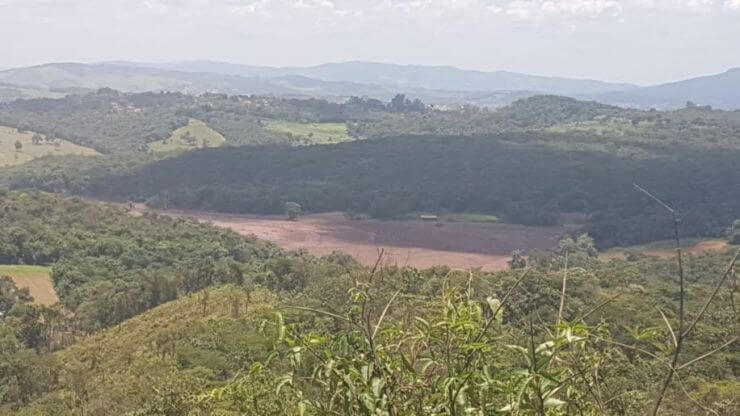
(8, 285, 274, 416)
(149, 119, 226, 152)
(0, 125, 99, 167)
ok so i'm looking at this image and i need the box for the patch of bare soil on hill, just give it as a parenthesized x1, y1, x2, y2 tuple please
(9, 275, 58, 305)
(644, 239, 729, 258)
(136, 207, 570, 270)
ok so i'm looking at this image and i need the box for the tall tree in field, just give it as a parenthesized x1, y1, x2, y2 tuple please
(285, 202, 302, 221)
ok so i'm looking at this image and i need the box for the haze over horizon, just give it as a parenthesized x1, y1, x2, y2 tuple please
(2, 0, 740, 85)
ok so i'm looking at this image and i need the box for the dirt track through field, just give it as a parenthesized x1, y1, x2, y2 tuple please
(138, 208, 570, 270)
(9, 274, 58, 305)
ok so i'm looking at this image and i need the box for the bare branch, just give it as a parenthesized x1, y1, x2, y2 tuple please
(657, 307, 678, 348)
(281, 306, 352, 323)
(558, 251, 569, 326)
(578, 292, 623, 321)
(633, 183, 674, 214)
(676, 337, 739, 371)
(682, 249, 740, 339)
(372, 290, 401, 340)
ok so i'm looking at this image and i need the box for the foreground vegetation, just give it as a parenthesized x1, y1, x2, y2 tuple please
(0, 191, 737, 415)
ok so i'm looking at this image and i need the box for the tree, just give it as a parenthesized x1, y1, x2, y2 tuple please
(284, 202, 301, 221)
(0, 276, 32, 317)
(731, 219, 740, 244)
(508, 249, 527, 270)
(389, 94, 425, 113)
(31, 134, 43, 145)
(14, 140, 23, 152)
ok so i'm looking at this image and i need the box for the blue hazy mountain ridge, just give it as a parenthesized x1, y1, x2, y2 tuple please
(1, 61, 738, 108)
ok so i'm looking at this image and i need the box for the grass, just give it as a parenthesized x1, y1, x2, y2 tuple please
(0, 264, 57, 305)
(149, 118, 226, 152)
(0, 125, 99, 167)
(263, 119, 351, 144)
(600, 238, 730, 261)
(547, 119, 652, 137)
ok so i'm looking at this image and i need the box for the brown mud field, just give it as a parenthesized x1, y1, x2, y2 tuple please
(135, 207, 572, 270)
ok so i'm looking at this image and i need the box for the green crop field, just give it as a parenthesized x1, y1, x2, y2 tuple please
(0, 264, 57, 305)
(0, 125, 99, 167)
(263, 119, 351, 144)
(149, 118, 226, 152)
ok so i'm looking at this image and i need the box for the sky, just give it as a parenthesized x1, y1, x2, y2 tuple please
(1, 0, 739, 85)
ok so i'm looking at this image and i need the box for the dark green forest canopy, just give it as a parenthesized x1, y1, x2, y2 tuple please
(4, 90, 740, 154)
(8, 133, 737, 248)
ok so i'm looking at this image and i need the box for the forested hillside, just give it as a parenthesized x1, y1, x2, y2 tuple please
(0, 190, 326, 332)
(1, 191, 737, 415)
(0, 89, 388, 153)
(8, 132, 738, 248)
(2, 92, 739, 250)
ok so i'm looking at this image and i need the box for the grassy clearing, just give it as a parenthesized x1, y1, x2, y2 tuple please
(149, 118, 226, 152)
(547, 119, 653, 137)
(263, 119, 351, 144)
(0, 264, 57, 305)
(0, 125, 99, 167)
(600, 238, 730, 261)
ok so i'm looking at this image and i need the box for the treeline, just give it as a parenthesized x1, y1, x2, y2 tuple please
(0, 90, 396, 153)
(0, 89, 191, 153)
(352, 95, 740, 151)
(350, 95, 637, 138)
(7, 133, 738, 247)
(5, 89, 739, 156)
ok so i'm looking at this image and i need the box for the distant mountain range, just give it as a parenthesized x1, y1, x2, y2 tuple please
(0, 61, 738, 109)
(119, 60, 637, 95)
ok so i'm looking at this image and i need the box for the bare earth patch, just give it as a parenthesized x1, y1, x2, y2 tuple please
(600, 239, 730, 261)
(0, 265, 58, 305)
(643, 239, 729, 258)
(137, 208, 570, 270)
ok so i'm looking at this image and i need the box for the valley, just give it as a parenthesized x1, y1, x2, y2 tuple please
(0, 68, 738, 415)
(132, 207, 571, 270)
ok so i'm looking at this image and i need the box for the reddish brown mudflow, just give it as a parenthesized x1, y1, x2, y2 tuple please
(136, 207, 569, 271)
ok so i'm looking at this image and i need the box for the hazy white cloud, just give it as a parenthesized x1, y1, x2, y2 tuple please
(1, 0, 738, 84)
(541, 1, 622, 17)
